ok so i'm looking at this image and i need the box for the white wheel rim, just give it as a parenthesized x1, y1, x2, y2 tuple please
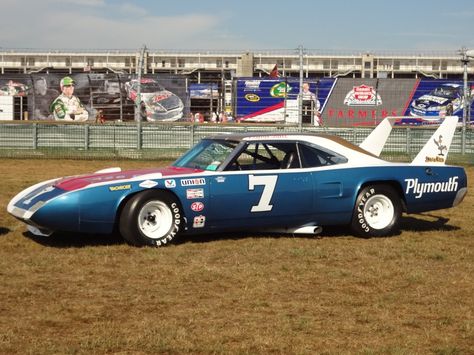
(138, 201, 173, 239)
(363, 194, 394, 230)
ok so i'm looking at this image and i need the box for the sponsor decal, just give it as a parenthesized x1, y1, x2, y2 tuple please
(190, 201, 204, 212)
(424, 135, 448, 163)
(193, 215, 206, 228)
(245, 93, 260, 102)
(215, 176, 226, 183)
(186, 188, 204, 199)
(109, 184, 131, 191)
(139, 180, 158, 188)
(405, 176, 458, 199)
(181, 178, 206, 186)
(270, 82, 292, 98)
(165, 179, 176, 188)
(344, 85, 382, 106)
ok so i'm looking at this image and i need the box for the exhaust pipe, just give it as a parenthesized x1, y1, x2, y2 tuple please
(266, 226, 322, 235)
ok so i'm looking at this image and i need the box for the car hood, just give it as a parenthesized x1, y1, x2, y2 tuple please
(55, 166, 203, 192)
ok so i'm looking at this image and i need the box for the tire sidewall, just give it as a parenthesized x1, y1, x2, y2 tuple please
(120, 190, 182, 247)
(351, 185, 401, 237)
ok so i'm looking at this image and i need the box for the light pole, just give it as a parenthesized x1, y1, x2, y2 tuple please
(298, 45, 304, 129)
(460, 47, 474, 127)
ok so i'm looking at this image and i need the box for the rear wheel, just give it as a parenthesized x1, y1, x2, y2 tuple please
(119, 190, 182, 247)
(351, 185, 402, 237)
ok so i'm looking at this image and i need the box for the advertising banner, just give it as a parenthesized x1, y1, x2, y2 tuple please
(1, 73, 188, 122)
(235, 78, 335, 123)
(400, 79, 474, 125)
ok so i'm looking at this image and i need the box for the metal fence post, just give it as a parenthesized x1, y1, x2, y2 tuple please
(84, 124, 89, 150)
(190, 123, 195, 148)
(137, 121, 142, 149)
(461, 126, 466, 155)
(32, 123, 37, 149)
(406, 127, 411, 156)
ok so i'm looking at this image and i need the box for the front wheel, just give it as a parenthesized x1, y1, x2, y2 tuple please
(351, 185, 402, 237)
(119, 190, 182, 247)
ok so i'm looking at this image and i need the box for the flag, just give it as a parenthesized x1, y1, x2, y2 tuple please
(269, 64, 279, 78)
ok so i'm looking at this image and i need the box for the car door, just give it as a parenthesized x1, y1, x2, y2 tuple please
(208, 142, 313, 230)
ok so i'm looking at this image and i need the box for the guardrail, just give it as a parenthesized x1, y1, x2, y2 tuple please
(0, 120, 472, 163)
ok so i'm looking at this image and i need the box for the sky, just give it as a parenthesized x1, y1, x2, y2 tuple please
(1, 0, 473, 53)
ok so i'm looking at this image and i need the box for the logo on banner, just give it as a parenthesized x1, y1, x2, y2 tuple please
(344, 85, 382, 106)
(270, 82, 292, 98)
(245, 93, 260, 102)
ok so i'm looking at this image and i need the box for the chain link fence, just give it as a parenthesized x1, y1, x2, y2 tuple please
(0, 121, 472, 164)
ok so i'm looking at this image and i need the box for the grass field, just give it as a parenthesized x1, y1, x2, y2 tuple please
(0, 159, 473, 354)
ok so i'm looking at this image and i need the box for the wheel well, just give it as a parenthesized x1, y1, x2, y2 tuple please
(114, 189, 185, 229)
(358, 180, 407, 212)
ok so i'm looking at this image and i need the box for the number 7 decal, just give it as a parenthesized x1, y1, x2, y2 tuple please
(248, 175, 278, 212)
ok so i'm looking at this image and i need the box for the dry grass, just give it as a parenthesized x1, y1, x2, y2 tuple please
(0, 159, 473, 354)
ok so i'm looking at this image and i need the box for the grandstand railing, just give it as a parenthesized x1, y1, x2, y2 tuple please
(0, 121, 472, 164)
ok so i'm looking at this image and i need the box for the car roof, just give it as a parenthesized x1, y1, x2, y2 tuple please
(205, 132, 378, 158)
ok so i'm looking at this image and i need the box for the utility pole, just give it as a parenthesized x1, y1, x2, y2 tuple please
(135, 44, 147, 123)
(298, 45, 304, 129)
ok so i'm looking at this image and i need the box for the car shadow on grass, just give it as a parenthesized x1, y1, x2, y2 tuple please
(399, 214, 459, 232)
(0, 227, 11, 236)
(23, 231, 125, 248)
(22, 213, 459, 248)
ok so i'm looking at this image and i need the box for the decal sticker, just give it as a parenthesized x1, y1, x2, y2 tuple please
(215, 176, 226, 183)
(109, 184, 131, 191)
(270, 82, 292, 98)
(190, 201, 204, 212)
(186, 188, 204, 199)
(181, 178, 206, 186)
(139, 180, 158, 188)
(193, 215, 206, 228)
(405, 176, 458, 199)
(248, 174, 278, 212)
(165, 179, 176, 188)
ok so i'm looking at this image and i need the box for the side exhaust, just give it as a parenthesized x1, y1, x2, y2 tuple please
(266, 226, 323, 235)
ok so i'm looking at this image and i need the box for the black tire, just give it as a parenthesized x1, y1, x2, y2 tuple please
(351, 184, 402, 237)
(119, 190, 182, 247)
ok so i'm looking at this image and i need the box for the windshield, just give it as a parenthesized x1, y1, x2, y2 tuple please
(173, 139, 238, 171)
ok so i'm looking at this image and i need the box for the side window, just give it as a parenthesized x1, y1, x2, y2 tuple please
(299, 143, 347, 168)
(227, 142, 300, 170)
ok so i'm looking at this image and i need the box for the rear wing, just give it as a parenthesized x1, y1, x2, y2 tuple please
(359, 117, 397, 156)
(411, 116, 458, 165)
(359, 116, 458, 165)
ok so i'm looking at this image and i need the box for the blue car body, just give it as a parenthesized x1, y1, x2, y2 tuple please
(8, 117, 468, 246)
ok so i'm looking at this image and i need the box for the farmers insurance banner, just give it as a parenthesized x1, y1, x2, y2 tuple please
(322, 78, 474, 127)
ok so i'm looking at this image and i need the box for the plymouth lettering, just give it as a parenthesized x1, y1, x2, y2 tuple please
(405, 177, 458, 199)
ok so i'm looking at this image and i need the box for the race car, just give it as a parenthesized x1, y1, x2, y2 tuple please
(8, 116, 467, 247)
(0, 80, 29, 96)
(409, 83, 463, 119)
(125, 78, 184, 122)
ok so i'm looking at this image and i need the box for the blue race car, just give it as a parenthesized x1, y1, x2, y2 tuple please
(8, 117, 467, 247)
(410, 83, 463, 119)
